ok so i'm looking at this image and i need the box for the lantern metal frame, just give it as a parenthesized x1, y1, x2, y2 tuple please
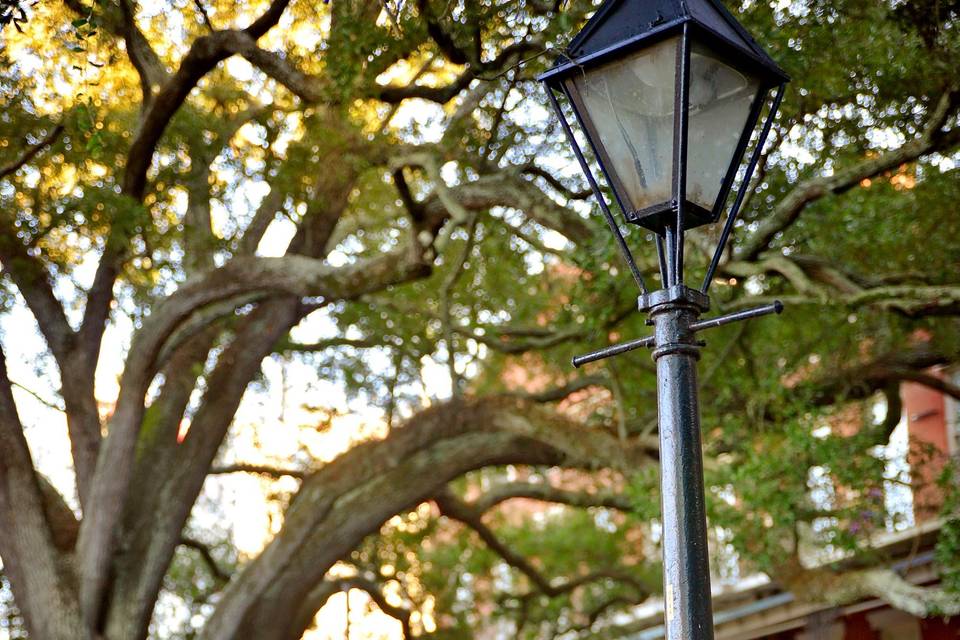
(538, 0, 788, 292)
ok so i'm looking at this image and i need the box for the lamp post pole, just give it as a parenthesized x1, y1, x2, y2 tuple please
(574, 287, 783, 639)
(646, 286, 714, 639)
(573, 291, 783, 640)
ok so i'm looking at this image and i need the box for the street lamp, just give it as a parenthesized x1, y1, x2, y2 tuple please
(538, 1, 789, 639)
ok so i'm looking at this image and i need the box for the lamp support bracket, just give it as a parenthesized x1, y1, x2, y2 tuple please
(570, 286, 783, 640)
(571, 287, 782, 368)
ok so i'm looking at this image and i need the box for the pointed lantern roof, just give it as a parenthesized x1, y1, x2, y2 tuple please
(538, 0, 788, 85)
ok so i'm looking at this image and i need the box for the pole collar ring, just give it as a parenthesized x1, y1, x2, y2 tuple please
(651, 341, 702, 361)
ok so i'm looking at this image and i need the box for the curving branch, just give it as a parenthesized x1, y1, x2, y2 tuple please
(782, 564, 960, 618)
(227, 38, 328, 103)
(122, 32, 233, 199)
(796, 343, 959, 430)
(69, 0, 295, 530)
(738, 83, 960, 259)
(180, 537, 231, 584)
(245, 0, 292, 40)
(62, 0, 168, 103)
(522, 165, 592, 200)
(116, 0, 169, 102)
(425, 170, 593, 242)
(208, 463, 306, 480)
(468, 480, 633, 514)
(289, 574, 413, 640)
(887, 368, 960, 400)
(414, 0, 470, 65)
(722, 283, 960, 317)
(435, 488, 650, 601)
(0, 125, 72, 354)
(103, 124, 398, 639)
(198, 396, 655, 640)
(123, 3, 290, 199)
(0, 123, 63, 181)
(506, 375, 611, 403)
(334, 576, 413, 639)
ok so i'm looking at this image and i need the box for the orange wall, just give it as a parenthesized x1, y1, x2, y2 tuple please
(904, 371, 951, 521)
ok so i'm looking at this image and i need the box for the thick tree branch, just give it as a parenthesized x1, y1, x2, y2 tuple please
(106, 300, 305, 640)
(77, 247, 119, 365)
(415, 0, 470, 65)
(104, 129, 371, 638)
(798, 344, 959, 423)
(0, 237, 74, 360)
(0, 347, 84, 638)
(244, 0, 291, 40)
(783, 564, 960, 618)
(70, 2, 295, 535)
(123, 33, 231, 199)
(199, 397, 653, 640)
(123, 1, 289, 199)
(78, 245, 430, 634)
(0, 220, 101, 505)
(117, 0, 169, 103)
(887, 368, 960, 400)
(0, 124, 73, 358)
(226, 37, 328, 103)
(392, 168, 427, 223)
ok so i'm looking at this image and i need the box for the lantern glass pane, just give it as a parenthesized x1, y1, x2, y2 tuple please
(687, 41, 760, 211)
(565, 37, 679, 213)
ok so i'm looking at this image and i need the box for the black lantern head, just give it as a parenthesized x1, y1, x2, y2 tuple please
(539, 0, 788, 234)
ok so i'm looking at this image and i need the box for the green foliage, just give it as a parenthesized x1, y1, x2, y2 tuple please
(935, 460, 960, 594)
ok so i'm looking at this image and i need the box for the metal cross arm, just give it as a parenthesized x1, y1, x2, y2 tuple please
(572, 300, 783, 368)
